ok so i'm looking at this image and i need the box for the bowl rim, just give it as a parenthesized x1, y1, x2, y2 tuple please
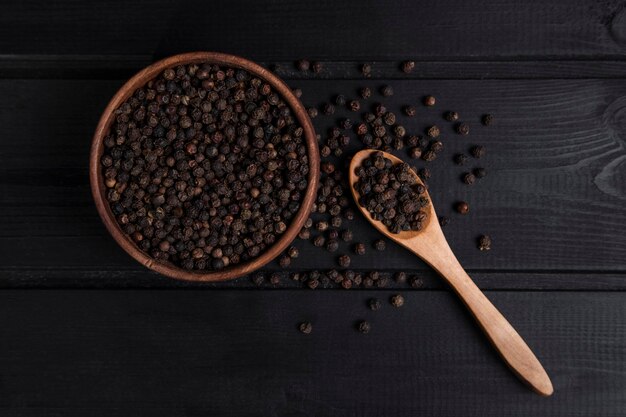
(89, 51, 319, 282)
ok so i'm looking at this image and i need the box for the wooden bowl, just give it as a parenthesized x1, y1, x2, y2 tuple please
(90, 52, 319, 282)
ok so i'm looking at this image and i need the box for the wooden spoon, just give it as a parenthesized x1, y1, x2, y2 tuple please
(349, 149, 553, 396)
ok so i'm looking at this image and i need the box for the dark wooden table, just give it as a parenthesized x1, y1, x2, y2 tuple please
(1, 1, 626, 415)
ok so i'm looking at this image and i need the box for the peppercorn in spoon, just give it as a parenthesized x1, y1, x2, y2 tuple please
(349, 149, 553, 396)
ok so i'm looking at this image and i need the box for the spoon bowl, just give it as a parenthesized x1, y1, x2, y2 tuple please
(349, 149, 553, 397)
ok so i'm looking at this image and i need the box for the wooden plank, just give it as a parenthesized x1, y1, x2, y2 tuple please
(1, 0, 626, 60)
(0, 78, 625, 289)
(0, 290, 624, 416)
(3, 58, 626, 80)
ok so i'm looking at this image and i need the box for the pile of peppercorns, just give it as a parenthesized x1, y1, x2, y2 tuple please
(101, 63, 309, 271)
(354, 152, 429, 233)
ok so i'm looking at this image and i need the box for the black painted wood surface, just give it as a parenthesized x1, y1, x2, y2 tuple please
(0, 0, 625, 415)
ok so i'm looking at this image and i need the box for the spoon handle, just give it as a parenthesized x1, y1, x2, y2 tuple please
(420, 242, 553, 396)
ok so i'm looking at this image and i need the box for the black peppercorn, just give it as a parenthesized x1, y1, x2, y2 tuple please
(390, 294, 405, 308)
(368, 298, 382, 311)
(463, 172, 476, 185)
(404, 106, 416, 117)
(313, 235, 325, 247)
(478, 235, 492, 251)
(374, 239, 386, 251)
(359, 87, 372, 99)
(307, 107, 318, 118)
(270, 273, 281, 285)
(326, 239, 339, 252)
(311, 61, 323, 74)
(410, 276, 424, 288)
(408, 147, 422, 159)
(360, 63, 372, 78)
(426, 125, 440, 138)
(456, 201, 470, 214)
(252, 273, 264, 286)
(354, 242, 366, 255)
(296, 59, 310, 71)
(279, 255, 291, 268)
(394, 271, 407, 284)
(338, 254, 351, 267)
(474, 167, 487, 178)
(482, 114, 494, 126)
(307, 278, 319, 290)
(453, 153, 468, 166)
(299, 321, 313, 334)
(349, 100, 361, 112)
(287, 246, 299, 258)
(445, 111, 459, 122)
(423, 95, 436, 106)
(470, 145, 485, 159)
(401, 60, 415, 73)
(380, 85, 394, 97)
(456, 122, 470, 135)
(357, 321, 371, 334)
(439, 216, 450, 227)
(322, 103, 335, 115)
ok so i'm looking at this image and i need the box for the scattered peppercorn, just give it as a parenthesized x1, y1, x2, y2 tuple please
(456, 201, 470, 214)
(252, 273, 264, 286)
(326, 239, 339, 252)
(322, 103, 335, 115)
(474, 167, 487, 178)
(426, 125, 440, 138)
(357, 321, 371, 334)
(359, 87, 372, 99)
(349, 100, 361, 112)
(354, 242, 366, 255)
(404, 105, 416, 117)
(299, 321, 313, 334)
(463, 172, 476, 185)
(338, 254, 351, 267)
(368, 298, 382, 311)
(311, 61, 323, 74)
(401, 60, 415, 73)
(380, 85, 394, 97)
(409, 147, 422, 159)
(279, 255, 291, 268)
(307, 107, 318, 118)
(439, 216, 450, 227)
(478, 235, 492, 251)
(394, 271, 407, 284)
(374, 239, 386, 251)
(416, 169, 429, 183)
(456, 122, 470, 135)
(360, 63, 372, 78)
(482, 114, 494, 126)
(270, 273, 281, 285)
(296, 59, 310, 71)
(453, 153, 469, 166)
(410, 276, 424, 288)
(313, 235, 325, 247)
(341, 229, 353, 242)
(390, 294, 405, 307)
(470, 145, 485, 159)
(444, 111, 459, 122)
(423, 95, 436, 106)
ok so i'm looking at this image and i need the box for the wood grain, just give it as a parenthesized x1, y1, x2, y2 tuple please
(1, 78, 625, 287)
(2, 0, 626, 60)
(0, 290, 624, 416)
